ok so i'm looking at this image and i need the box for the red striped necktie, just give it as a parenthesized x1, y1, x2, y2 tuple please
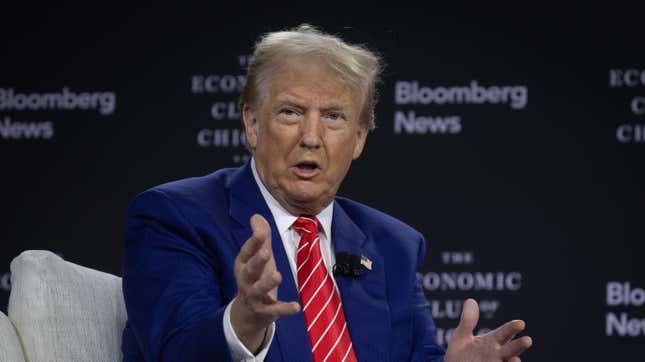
(293, 216, 358, 362)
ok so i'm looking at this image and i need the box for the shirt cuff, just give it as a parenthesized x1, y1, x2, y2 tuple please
(223, 298, 275, 362)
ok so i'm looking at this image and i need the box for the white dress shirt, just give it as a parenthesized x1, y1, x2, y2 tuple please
(223, 158, 337, 361)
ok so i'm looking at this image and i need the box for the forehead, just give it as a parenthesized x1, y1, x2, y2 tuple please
(261, 58, 362, 110)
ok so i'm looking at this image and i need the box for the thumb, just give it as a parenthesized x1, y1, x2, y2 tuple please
(250, 214, 271, 245)
(454, 298, 479, 339)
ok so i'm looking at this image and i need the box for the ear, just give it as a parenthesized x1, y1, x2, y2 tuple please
(242, 103, 259, 150)
(352, 125, 368, 160)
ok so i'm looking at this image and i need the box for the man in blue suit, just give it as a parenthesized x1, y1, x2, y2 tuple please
(122, 25, 532, 361)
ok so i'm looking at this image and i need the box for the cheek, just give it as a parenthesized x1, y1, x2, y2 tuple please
(258, 124, 299, 164)
(326, 139, 357, 174)
(258, 121, 283, 149)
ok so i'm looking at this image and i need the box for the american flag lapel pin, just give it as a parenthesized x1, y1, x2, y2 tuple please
(360, 255, 373, 270)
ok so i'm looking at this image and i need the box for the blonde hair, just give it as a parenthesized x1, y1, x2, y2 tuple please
(240, 24, 382, 130)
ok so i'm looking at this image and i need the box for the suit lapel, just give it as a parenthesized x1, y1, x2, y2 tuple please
(228, 162, 313, 362)
(332, 201, 391, 362)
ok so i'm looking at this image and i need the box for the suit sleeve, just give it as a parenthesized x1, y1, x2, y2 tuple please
(122, 189, 232, 362)
(410, 233, 445, 362)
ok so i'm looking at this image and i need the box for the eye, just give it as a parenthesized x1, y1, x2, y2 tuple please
(325, 112, 345, 122)
(278, 108, 301, 122)
(281, 109, 297, 116)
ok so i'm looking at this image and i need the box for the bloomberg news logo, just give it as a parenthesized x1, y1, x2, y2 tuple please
(393, 80, 528, 135)
(606, 281, 645, 338)
(0, 87, 116, 140)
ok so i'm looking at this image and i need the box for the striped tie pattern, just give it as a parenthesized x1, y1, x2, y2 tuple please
(293, 216, 357, 362)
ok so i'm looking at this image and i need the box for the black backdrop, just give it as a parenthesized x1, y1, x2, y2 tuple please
(2, 4, 644, 361)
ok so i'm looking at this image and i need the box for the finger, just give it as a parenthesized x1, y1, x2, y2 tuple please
(237, 234, 265, 266)
(453, 298, 479, 339)
(249, 270, 282, 300)
(507, 357, 521, 362)
(250, 214, 272, 248)
(491, 320, 526, 344)
(256, 300, 301, 319)
(243, 245, 272, 283)
(500, 336, 532, 359)
(237, 214, 271, 264)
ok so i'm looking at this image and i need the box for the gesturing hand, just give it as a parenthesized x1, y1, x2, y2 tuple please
(445, 299, 532, 362)
(230, 214, 301, 353)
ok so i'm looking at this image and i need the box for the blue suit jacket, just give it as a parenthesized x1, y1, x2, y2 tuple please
(122, 162, 445, 361)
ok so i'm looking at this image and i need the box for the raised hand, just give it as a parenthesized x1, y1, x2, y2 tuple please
(230, 214, 301, 353)
(445, 299, 532, 362)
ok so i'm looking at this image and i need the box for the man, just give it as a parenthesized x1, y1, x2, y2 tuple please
(122, 25, 532, 361)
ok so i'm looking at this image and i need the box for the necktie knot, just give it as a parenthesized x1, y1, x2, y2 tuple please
(292, 216, 320, 236)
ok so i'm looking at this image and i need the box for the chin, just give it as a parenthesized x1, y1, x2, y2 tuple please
(290, 191, 320, 205)
(287, 188, 327, 210)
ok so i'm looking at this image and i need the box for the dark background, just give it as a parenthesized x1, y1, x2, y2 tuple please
(2, 4, 644, 361)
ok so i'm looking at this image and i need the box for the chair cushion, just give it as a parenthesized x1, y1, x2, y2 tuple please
(0, 311, 26, 362)
(8, 250, 126, 362)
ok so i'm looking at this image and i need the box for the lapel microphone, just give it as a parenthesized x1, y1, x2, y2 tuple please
(333, 252, 363, 278)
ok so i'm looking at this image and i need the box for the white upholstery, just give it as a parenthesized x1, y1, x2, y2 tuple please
(0, 311, 26, 362)
(8, 250, 126, 362)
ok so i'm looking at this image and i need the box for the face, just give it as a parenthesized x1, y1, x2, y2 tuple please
(243, 58, 368, 215)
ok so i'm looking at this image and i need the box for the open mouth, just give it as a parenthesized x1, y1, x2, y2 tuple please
(293, 161, 321, 178)
(296, 161, 318, 170)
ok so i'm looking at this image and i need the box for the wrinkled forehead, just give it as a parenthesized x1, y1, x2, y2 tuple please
(253, 56, 365, 111)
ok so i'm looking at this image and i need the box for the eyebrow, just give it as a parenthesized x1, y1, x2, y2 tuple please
(273, 95, 307, 109)
(273, 94, 353, 113)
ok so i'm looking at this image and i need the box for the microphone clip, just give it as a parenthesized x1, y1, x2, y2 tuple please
(333, 252, 365, 279)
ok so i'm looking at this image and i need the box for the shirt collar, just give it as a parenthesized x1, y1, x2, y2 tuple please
(251, 158, 333, 238)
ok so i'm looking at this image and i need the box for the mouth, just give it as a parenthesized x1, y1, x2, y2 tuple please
(292, 160, 321, 179)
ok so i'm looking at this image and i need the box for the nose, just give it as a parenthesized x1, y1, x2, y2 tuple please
(299, 112, 323, 149)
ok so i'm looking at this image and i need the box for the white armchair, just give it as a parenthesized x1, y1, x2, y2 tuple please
(1, 250, 126, 362)
(0, 309, 25, 361)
